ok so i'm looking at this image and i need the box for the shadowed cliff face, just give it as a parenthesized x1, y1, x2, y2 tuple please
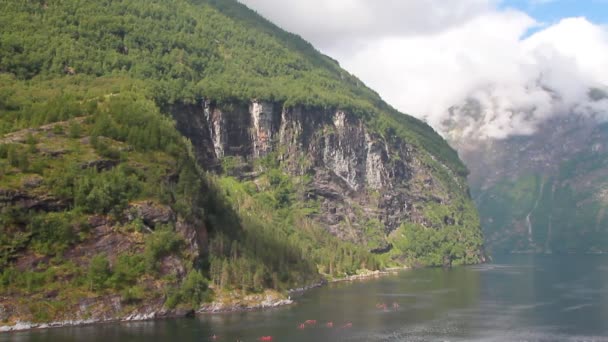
(172, 100, 481, 256)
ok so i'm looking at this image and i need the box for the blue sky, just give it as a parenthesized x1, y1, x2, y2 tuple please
(503, 0, 607, 28)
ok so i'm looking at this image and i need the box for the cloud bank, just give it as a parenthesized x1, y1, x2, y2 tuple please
(240, 0, 608, 139)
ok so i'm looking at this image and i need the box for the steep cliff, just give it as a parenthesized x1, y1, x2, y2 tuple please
(0, 0, 483, 328)
(172, 100, 484, 266)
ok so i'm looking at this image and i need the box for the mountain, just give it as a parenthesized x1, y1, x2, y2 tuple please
(0, 0, 483, 327)
(447, 91, 608, 254)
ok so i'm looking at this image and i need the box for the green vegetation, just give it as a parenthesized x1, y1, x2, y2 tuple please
(0, 0, 481, 324)
(388, 199, 483, 267)
(206, 167, 381, 287)
(477, 169, 608, 254)
(166, 270, 211, 309)
(0, 75, 386, 322)
(141, 225, 184, 272)
(0, 0, 464, 176)
(0, 83, 212, 315)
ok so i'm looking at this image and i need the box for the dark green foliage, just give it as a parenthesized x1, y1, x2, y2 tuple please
(120, 285, 145, 304)
(0, 207, 32, 268)
(0, 0, 464, 175)
(28, 211, 85, 255)
(173, 162, 206, 220)
(1, 207, 89, 264)
(0, 75, 99, 135)
(389, 198, 483, 267)
(68, 121, 82, 138)
(109, 254, 146, 289)
(74, 166, 143, 215)
(1, 143, 31, 171)
(144, 225, 184, 272)
(90, 136, 122, 160)
(363, 218, 387, 251)
(265, 168, 295, 208)
(165, 270, 211, 309)
(1, 267, 47, 293)
(90, 95, 184, 153)
(87, 254, 111, 291)
(0, 83, 212, 309)
(392, 224, 476, 267)
(45, 162, 81, 200)
(204, 171, 383, 288)
(181, 270, 210, 306)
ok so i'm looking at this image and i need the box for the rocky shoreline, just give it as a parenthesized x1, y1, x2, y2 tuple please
(197, 290, 294, 314)
(328, 269, 404, 283)
(0, 309, 194, 333)
(0, 268, 406, 333)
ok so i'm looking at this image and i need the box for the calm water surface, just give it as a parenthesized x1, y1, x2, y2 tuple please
(4, 255, 608, 341)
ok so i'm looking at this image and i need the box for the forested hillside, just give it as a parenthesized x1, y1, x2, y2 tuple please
(0, 0, 464, 173)
(0, 0, 483, 327)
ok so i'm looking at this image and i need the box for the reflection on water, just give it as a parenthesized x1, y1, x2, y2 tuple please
(3, 255, 608, 341)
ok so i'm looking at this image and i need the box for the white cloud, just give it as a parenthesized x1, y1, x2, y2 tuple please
(242, 0, 497, 49)
(240, 1, 608, 140)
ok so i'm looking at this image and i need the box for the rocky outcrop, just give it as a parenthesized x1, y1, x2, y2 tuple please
(250, 101, 275, 157)
(0, 308, 195, 333)
(0, 189, 67, 212)
(80, 159, 119, 172)
(0, 190, 208, 328)
(198, 290, 293, 313)
(172, 100, 468, 251)
(126, 201, 175, 228)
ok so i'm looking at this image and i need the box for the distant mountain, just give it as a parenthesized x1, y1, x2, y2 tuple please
(446, 90, 608, 254)
(0, 0, 483, 327)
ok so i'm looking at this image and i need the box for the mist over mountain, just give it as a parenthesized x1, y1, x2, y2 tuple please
(242, 1, 608, 140)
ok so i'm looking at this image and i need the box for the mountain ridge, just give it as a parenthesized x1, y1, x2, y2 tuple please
(446, 102, 608, 254)
(0, 0, 483, 327)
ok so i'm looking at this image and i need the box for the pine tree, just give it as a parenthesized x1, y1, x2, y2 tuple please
(220, 260, 230, 288)
(253, 266, 264, 292)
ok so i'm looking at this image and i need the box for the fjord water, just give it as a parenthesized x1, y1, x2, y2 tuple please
(5, 255, 608, 341)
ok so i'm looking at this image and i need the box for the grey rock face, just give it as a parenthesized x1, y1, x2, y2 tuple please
(127, 201, 175, 228)
(171, 101, 457, 251)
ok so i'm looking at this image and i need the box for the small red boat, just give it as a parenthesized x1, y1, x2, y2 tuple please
(258, 336, 273, 341)
(304, 319, 317, 325)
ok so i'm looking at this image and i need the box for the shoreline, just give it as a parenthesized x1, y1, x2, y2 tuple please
(0, 267, 407, 333)
(327, 268, 405, 284)
(0, 309, 193, 333)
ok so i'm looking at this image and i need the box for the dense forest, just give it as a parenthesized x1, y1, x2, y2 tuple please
(0, 0, 465, 176)
(0, 0, 482, 324)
